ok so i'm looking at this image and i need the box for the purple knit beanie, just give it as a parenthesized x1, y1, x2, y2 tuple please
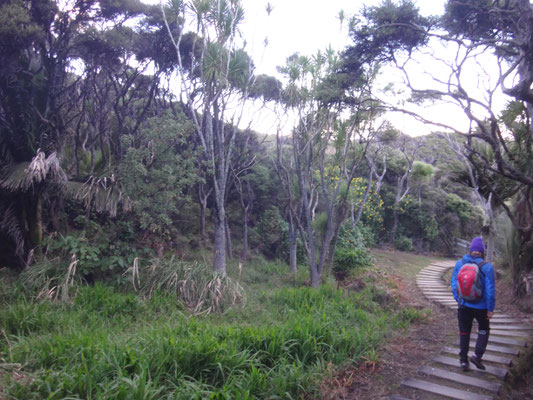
(470, 237, 485, 253)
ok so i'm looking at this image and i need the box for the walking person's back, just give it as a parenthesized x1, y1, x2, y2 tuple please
(451, 237, 496, 371)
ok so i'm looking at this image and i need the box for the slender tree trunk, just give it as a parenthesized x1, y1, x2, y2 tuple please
(319, 217, 336, 277)
(288, 213, 297, 272)
(198, 184, 212, 243)
(391, 206, 399, 245)
(302, 186, 319, 287)
(213, 210, 226, 274)
(225, 217, 233, 260)
(29, 196, 43, 258)
(200, 204, 207, 242)
(354, 170, 373, 227)
(241, 210, 249, 260)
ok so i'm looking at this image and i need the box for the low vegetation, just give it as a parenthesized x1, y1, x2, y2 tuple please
(0, 257, 425, 399)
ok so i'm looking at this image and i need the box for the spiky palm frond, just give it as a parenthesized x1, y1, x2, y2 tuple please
(0, 150, 66, 192)
(0, 202, 25, 260)
(63, 176, 131, 218)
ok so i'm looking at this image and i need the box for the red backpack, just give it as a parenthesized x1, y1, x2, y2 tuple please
(457, 260, 486, 302)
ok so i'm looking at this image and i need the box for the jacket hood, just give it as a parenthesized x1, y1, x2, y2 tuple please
(462, 254, 483, 264)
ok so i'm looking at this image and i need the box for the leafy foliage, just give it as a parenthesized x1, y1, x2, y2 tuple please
(333, 248, 373, 281)
(394, 235, 413, 252)
(119, 114, 198, 239)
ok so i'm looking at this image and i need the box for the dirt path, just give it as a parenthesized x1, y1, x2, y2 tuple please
(320, 249, 533, 400)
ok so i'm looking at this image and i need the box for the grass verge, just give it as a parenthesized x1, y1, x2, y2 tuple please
(0, 257, 423, 399)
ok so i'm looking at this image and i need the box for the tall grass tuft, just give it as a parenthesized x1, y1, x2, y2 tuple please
(18, 256, 81, 302)
(128, 257, 246, 314)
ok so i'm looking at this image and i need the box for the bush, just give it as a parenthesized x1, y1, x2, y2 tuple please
(395, 235, 413, 252)
(337, 223, 377, 250)
(253, 207, 305, 264)
(333, 248, 373, 281)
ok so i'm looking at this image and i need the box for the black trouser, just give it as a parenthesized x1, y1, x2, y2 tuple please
(458, 306, 490, 361)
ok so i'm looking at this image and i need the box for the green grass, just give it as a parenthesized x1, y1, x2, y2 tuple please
(371, 248, 453, 280)
(0, 256, 423, 399)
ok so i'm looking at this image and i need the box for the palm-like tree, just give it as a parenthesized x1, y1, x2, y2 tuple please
(0, 148, 129, 265)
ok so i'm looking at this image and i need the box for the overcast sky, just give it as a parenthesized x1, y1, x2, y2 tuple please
(240, 0, 446, 77)
(150, 0, 504, 137)
(237, 1, 459, 136)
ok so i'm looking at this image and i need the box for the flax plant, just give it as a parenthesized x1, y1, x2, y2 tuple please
(128, 257, 246, 314)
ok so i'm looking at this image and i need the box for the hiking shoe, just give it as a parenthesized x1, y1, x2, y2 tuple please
(470, 355, 486, 370)
(460, 359, 470, 371)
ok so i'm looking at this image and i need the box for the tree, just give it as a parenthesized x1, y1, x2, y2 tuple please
(161, 0, 255, 274)
(347, 0, 533, 289)
(0, 0, 148, 264)
(118, 113, 199, 247)
(387, 137, 421, 244)
(276, 50, 381, 287)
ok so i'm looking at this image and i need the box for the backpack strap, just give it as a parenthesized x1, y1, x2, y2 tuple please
(474, 260, 487, 278)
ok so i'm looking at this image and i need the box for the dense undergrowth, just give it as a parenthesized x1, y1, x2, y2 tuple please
(0, 258, 424, 399)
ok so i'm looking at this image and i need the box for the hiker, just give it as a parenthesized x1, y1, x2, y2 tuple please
(451, 236, 496, 371)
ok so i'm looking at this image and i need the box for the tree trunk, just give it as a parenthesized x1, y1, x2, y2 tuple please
(391, 206, 400, 245)
(241, 210, 249, 261)
(29, 196, 43, 258)
(354, 170, 373, 227)
(213, 213, 226, 274)
(288, 214, 297, 272)
(198, 184, 212, 244)
(200, 203, 207, 242)
(485, 221, 496, 263)
(225, 217, 233, 260)
(303, 187, 320, 287)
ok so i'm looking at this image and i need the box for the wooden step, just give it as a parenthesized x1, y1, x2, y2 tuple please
(418, 365, 501, 393)
(488, 324, 532, 330)
(487, 335, 527, 347)
(488, 329, 532, 338)
(428, 262, 454, 267)
(489, 318, 523, 324)
(433, 355, 508, 380)
(491, 313, 516, 319)
(401, 378, 493, 400)
(418, 286, 448, 289)
(441, 347, 513, 365)
(454, 341, 520, 356)
(424, 295, 454, 299)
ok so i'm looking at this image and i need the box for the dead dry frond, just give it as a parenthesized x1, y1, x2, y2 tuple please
(0, 150, 66, 192)
(64, 175, 131, 218)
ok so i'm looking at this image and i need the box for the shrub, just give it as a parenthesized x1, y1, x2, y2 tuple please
(333, 248, 373, 281)
(395, 235, 413, 252)
(253, 207, 305, 264)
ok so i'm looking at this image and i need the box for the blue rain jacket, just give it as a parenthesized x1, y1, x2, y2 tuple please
(451, 254, 495, 312)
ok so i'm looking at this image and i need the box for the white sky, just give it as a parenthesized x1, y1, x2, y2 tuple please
(240, 0, 445, 77)
(238, 0, 459, 136)
(237, 0, 512, 137)
(148, 0, 510, 137)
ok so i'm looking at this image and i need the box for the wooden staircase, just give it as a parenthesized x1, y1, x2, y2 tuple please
(389, 261, 532, 399)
